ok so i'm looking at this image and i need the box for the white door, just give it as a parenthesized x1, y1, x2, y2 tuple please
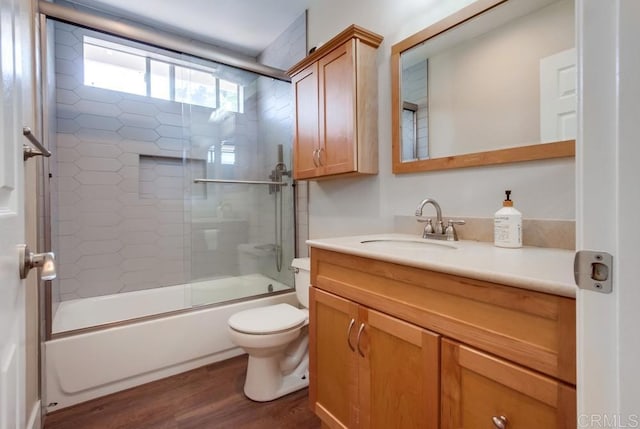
(540, 48, 577, 142)
(0, 0, 32, 427)
(577, 0, 640, 425)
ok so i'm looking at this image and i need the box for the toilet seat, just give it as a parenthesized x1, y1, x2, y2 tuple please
(228, 303, 307, 335)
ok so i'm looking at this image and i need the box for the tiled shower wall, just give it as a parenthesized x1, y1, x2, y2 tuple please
(50, 13, 306, 302)
(257, 12, 308, 267)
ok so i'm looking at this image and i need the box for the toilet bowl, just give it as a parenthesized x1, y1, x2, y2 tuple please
(227, 257, 310, 402)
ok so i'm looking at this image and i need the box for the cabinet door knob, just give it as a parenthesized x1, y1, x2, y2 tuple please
(356, 323, 366, 357)
(312, 149, 320, 167)
(492, 415, 508, 429)
(347, 318, 356, 351)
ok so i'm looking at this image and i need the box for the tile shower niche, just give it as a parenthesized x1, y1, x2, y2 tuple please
(138, 155, 206, 200)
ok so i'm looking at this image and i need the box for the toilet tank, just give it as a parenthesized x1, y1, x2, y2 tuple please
(291, 257, 310, 308)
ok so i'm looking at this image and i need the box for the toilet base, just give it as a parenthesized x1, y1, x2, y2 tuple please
(243, 352, 309, 402)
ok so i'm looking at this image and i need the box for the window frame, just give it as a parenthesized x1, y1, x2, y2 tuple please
(83, 36, 243, 112)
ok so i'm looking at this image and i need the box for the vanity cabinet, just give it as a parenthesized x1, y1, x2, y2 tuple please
(310, 287, 439, 429)
(309, 248, 576, 429)
(288, 25, 382, 180)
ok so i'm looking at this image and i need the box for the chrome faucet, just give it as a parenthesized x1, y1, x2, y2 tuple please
(415, 198, 465, 241)
(415, 198, 444, 235)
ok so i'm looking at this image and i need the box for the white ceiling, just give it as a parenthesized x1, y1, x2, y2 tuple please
(66, 0, 309, 57)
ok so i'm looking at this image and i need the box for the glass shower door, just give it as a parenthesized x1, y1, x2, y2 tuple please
(183, 62, 296, 308)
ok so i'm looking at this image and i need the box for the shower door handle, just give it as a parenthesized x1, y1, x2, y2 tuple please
(18, 244, 56, 280)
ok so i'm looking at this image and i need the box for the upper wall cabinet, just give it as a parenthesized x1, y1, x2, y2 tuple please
(288, 25, 383, 180)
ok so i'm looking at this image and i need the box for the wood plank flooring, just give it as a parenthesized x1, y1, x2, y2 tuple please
(44, 355, 321, 429)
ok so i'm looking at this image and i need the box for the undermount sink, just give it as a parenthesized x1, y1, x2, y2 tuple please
(359, 238, 458, 251)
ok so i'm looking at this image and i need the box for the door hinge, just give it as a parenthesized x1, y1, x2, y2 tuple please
(574, 250, 613, 294)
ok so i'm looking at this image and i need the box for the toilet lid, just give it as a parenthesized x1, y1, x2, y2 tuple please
(228, 303, 307, 334)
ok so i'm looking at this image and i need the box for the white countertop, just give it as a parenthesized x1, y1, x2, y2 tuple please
(306, 233, 577, 298)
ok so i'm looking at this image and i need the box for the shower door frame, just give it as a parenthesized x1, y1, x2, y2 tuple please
(37, 5, 297, 341)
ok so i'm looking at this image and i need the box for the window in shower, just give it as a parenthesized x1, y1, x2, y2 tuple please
(83, 39, 146, 95)
(219, 79, 244, 113)
(174, 65, 216, 108)
(207, 142, 236, 165)
(83, 36, 243, 112)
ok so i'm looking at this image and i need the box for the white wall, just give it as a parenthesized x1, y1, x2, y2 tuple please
(307, 0, 575, 239)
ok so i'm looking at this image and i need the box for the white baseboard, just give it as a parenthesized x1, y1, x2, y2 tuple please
(27, 400, 42, 429)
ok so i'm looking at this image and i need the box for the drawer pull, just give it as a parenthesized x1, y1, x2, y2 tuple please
(347, 319, 356, 351)
(492, 415, 508, 429)
(356, 323, 366, 357)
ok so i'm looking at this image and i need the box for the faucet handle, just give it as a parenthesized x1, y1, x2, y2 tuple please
(424, 219, 434, 233)
(419, 219, 434, 238)
(445, 219, 465, 241)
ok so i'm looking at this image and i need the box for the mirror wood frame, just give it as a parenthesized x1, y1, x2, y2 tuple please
(391, 0, 575, 174)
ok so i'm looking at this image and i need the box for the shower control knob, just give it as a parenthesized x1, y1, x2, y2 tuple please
(18, 244, 57, 280)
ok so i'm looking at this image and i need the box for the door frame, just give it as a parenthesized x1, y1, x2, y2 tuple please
(577, 0, 640, 425)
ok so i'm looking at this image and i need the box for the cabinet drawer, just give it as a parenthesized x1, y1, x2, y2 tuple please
(441, 339, 576, 429)
(311, 248, 576, 384)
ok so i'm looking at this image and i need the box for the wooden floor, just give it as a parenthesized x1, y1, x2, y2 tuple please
(44, 355, 321, 429)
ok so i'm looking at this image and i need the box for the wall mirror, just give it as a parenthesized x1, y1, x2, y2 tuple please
(391, 0, 576, 173)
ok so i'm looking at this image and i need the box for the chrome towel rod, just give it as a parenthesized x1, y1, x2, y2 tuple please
(23, 127, 51, 159)
(194, 179, 288, 186)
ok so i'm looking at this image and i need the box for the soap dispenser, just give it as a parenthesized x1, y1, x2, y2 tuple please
(494, 190, 522, 248)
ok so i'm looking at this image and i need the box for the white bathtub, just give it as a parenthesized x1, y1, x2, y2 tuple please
(52, 274, 291, 333)
(45, 274, 297, 410)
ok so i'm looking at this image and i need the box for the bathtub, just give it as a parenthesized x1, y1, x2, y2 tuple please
(52, 274, 292, 333)
(45, 274, 297, 410)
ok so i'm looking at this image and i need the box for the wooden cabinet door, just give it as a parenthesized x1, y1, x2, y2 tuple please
(310, 288, 359, 429)
(441, 339, 576, 429)
(292, 62, 320, 179)
(318, 40, 357, 176)
(358, 309, 440, 429)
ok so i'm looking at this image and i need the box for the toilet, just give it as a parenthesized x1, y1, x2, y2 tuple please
(227, 257, 310, 402)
